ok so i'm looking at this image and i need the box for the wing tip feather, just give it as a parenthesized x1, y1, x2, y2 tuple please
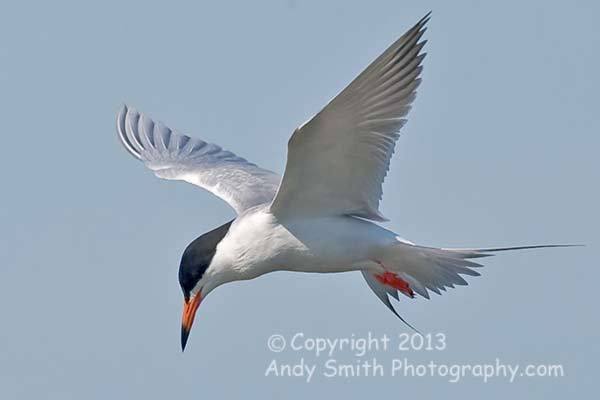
(419, 11, 432, 28)
(117, 103, 142, 160)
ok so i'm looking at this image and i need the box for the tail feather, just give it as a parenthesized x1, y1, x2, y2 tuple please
(363, 242, 578, 330)
(440, 244, 582, 256)
(362, 271, 421, 334)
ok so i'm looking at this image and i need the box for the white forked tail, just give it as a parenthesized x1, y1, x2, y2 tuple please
(363, 242, 580, 331)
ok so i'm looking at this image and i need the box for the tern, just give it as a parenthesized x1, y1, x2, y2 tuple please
(117, 14, 572, 351)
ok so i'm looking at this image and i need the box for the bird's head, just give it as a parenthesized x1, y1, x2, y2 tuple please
(178, 220, 233, 351)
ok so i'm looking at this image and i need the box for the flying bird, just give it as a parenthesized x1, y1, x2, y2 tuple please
(117, 13, 571, 351)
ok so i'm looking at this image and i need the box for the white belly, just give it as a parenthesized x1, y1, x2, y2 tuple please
(213, 206, 398, 280)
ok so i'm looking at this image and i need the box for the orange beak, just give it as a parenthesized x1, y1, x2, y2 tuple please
(181, 291, 202, 351)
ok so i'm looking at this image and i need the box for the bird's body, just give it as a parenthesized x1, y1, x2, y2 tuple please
(116, 13, 573, 350)
(207, 205, 396, 285)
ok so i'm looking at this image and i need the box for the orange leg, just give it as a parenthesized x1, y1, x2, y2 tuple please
(374, 271, 415, 298)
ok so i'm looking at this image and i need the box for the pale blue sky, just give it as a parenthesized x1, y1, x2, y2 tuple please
(0, 1, 597, 398)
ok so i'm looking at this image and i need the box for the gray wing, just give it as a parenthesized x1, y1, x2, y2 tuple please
(271, 14, 429, 221)
(117, 105, 281, 214)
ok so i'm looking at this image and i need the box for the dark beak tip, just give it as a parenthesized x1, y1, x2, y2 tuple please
(181, 326, 190, 352)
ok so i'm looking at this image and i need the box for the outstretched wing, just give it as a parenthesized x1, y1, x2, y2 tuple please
(270, 14, 429, 221)
(117, 105, 281, 214)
